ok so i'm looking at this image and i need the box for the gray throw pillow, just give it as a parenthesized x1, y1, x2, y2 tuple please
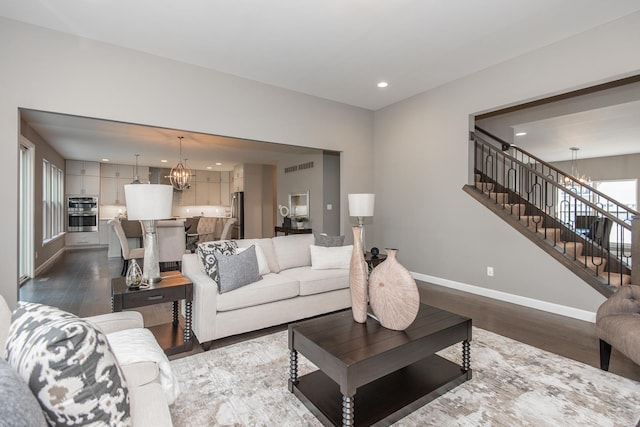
(214, 244, 262, 294)
(197, 240, 238, 286)
(0, 358, 47, 427)
(314, 232, 345, 247)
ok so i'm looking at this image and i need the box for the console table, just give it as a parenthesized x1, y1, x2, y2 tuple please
(111, 270, 193, 356)
(274, 226, 312, 236)
(288, 304, 472, 426)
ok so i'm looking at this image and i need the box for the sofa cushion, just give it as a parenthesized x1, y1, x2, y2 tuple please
(280, 266, 350, 296)
(272, 234, 315, 271)
(197, 240, 238, 285)
(310, 244, 353, 270)
(217, 273, 300, 311)
(0, 358, 48, 427)
(314, 232, 345, 247)
(5, 302, 131, 427)
(238, 245, 270, 275)
(214, 245, 262, 294)
(236, 238, 280, 273)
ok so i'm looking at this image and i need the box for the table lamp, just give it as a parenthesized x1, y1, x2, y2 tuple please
(348, 193, 375, 250)
(124, 184, 173, 284)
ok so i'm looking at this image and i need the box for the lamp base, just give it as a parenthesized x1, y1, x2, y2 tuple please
(140, 219, 163, 285)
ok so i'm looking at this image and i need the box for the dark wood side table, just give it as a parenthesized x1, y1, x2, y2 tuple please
(111, 271, 193, 356)
(288, 304, 472, 426)
(274, 226, 313, 236)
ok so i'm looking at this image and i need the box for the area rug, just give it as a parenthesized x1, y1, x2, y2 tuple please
(169, 328, 640, 426)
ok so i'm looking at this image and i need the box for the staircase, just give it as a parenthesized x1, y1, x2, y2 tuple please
(465, 128, 637, 297)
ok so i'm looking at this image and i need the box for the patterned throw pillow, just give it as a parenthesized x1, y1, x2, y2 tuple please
(5, 303, 131, 427)
(314, 232, 345, 247)
(197, 240, 238, 286)
(213, 245, 262, 294)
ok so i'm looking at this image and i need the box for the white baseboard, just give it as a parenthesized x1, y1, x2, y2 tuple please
(412, 272, 597, 323)
(34, 247, 65, 277)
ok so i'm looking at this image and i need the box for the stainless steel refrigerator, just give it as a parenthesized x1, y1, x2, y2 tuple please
(231, 191, 244, 239)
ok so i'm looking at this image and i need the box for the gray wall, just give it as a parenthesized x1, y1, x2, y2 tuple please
(322, 151, 341, 235)
(276, 152, 324, 232)
(372, 11, 640, 314)
(20, 120, 65, 272)
(1, 18, 374, 308)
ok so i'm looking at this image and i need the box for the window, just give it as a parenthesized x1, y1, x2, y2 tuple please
(42, 159, 64, 243)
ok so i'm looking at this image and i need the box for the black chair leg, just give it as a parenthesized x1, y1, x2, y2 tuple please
(600, 339, 612, 371)
(121, 258, 129, 276)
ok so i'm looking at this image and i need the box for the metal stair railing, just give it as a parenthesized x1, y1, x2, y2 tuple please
(472, 127, 637, 288)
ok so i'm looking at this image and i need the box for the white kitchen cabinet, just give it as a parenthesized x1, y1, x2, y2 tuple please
(66, 160, 100, 195)
(221, 181, 230, 205)
(101, 164, 133, 179)
(66, 160, 100, 177)
(100, 177, 130, 205)
(65, 231, 100, 246)
(232, 165, 244, 192)
(195, 182, 222, 205)
(66, 175, 100, 196)
(98, 220, 111, 245)
(100, 163, 136, 205)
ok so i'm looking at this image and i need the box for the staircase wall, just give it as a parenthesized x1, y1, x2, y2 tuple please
(373, 11, 640, 317)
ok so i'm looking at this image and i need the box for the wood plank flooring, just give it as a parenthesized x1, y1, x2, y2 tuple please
(19, 247, 640, 381)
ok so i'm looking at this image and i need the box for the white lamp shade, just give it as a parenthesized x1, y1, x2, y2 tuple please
(348, 193, 375, 217)
(124, 184, 173, 220)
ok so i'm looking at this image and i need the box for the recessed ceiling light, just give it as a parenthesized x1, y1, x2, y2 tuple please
(102, 158, 109, 162)
(207, 166, 212, 170)
(515, 132, 527, 136)
(215, 162, 222, 166)
(161, 159, 168, 163)
(377, 81, 388, 88)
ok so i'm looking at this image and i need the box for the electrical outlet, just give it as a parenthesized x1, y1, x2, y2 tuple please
(326, 204, 333, 210)
(487, 266, 494, 277)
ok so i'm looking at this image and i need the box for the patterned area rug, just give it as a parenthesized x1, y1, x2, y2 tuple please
(169, 328, 640, 426)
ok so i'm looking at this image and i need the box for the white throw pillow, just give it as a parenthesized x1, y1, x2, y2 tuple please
(237, 245, 270, 275)
(309, 244, 353, 270)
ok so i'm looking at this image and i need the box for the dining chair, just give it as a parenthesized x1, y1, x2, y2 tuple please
(109, 219, 145, 276)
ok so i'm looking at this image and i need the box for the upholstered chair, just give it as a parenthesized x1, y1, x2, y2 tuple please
(196, 217, 218, 243)
(109, 219, 145, 276)
(596, 284, 640, 370)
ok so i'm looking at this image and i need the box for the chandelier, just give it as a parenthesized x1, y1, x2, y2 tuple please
(563, 147, 591, 186)
(169, 136, 191, 190)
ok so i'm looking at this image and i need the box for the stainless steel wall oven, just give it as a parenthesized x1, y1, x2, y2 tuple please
(67, 196, 98, 232)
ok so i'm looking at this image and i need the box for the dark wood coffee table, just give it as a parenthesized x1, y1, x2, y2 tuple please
(288, 304, 472, 426)
(111, 270, 193, 356)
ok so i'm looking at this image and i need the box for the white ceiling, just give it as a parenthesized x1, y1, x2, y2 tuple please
(20, 109, 321, 171)
(7, 2, 640, 166)
(3, 1, 640, 111)
(476, 80, 640, 162)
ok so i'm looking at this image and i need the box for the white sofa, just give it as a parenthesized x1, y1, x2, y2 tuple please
(0, 296, 174, 427)
(181, 233, 352, 343)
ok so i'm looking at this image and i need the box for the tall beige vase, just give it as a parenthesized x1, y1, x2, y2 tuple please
(349, 226, 368, 323)
(368, 248, 420, 330)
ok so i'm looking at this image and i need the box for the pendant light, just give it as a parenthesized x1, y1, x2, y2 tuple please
(131, 154, 141, 184)
(169, 136, 191, 190)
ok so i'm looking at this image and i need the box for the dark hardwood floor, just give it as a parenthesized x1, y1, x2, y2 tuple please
(20, 247, 640, 381)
